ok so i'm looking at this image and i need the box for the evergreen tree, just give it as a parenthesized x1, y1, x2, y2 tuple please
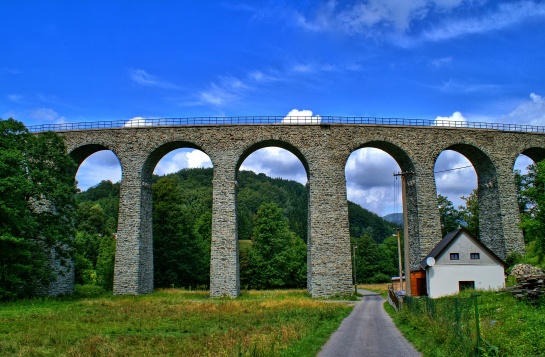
(249, 202, 306, 288)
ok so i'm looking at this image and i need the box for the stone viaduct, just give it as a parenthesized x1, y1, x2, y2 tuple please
(44, 118, 545, 298)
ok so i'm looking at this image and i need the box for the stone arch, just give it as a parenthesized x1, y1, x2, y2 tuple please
(344, 140, 429, 273)
(236, 139, 310, 181)
(68, 143, 122, 177)
(349, 140, 416, 173)
(235, 138, 310, 290)
(139, 140, 214, 288)
(434, 143, 506, 256)
(443, 143, 496, 185)
(142, 140, 213, 183)
(516, 146, 545, 167)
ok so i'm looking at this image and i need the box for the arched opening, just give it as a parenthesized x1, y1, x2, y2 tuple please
(513, 153, 535, 217)
(344, 146, 403, 285)
(434, 150, 478, 237)
(71, 146, 122, 290)
(236, 143, 308, 290)
(147, 146, 213, 289)
(434, 144, 505, 257)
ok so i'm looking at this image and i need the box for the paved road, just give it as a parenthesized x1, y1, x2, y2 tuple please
(318, 290, 421, 357)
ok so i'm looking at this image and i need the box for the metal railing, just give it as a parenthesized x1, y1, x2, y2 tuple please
(388, 287, 402, 311)
(25, 116, 545, 133)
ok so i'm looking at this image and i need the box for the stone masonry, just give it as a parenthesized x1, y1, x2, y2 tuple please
(60, 124, 545, 298)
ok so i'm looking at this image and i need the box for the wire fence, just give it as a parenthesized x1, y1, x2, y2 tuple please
(25, 116, 545, 133)
(404, 295, 482, 356)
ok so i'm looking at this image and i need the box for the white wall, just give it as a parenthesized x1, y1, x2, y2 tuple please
(426, 265, 505, 298)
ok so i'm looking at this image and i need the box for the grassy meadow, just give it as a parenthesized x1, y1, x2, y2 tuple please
(387, 289, 545, 356)
(0, 287, 353, 356)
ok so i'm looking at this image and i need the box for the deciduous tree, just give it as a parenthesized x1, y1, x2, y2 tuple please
(0, 118, 76, 299)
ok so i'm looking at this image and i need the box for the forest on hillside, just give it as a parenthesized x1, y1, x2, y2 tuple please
(74, 168, 401, 290)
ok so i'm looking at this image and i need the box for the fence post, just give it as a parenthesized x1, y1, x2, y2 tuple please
(473, 294, 481, 352)
(455, 298, 460, 335)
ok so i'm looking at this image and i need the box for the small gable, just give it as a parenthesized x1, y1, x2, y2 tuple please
(421, 228, 507, 269)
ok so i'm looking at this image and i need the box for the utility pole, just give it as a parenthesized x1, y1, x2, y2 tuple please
(394, 171, 414, 296)
(396, 229, 403, 292)
(352, 244, 358, 295)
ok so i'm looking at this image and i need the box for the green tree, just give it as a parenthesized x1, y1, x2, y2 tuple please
(438, 194, 461, 236)
(153, 176, 209, 288)
(0, 118, 76, 300)
(514, 170, 532, 215)
(353, 234, 378, 283)
(73, 202, 113, 284)
(459, 189, 479, 237)
(519, 161, 545, 261)
(96, 233, 116, 290)
(249, 202, 306, 289)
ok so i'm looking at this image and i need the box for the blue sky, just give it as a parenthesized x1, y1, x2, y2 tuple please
(2, 1, 545, 215)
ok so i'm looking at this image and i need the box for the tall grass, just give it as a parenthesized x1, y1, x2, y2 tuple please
(0, 287, 352, 356)
(388, 290, 545, 356)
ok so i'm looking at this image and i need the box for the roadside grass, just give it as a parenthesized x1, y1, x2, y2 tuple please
(0, 287, 353, 356)
(387, 289, 545, 356)
(358, 283, 390, 297)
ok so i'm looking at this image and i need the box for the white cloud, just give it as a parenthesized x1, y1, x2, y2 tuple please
(153, 149, 212, 176)
(249, 70, 277, 83)
(187, 150, 213, 168)
(514, 154, 534, 174)
(7, 94, 23, 103)
(345, 148, 402, 215)
(129, 69, 179, 89)
(292, 63, 314, 73)
(29, 108, 67, 124)
(434, 150, 476, 207)
(0, 68, 21, 76)
(504, 93, 545, 126)
(292, 1, 545, 46)
(347, 184, 398, 216)
(421, 1, 545, 42)
(123, 116, 154, 127)
(430, 56, 452, 68)
(294, 0, 464, 35)
(437, 79, 498, 93)
(187, 62, 334, 108)
(193, 76, 254, 106)
(281, 109, 322, 124)
(240, 147, 307, 184)
(434, 111, 468, 127)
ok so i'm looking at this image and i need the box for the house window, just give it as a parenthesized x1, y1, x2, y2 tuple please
(450, 253, 460, 260)
(459, 281, 475, 291)
(470, 253, 480, 259)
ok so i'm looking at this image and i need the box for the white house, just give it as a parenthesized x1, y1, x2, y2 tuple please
(420, 228, 507, 298)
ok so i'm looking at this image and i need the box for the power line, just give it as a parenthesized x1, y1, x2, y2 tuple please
(434, 164, 474, 174)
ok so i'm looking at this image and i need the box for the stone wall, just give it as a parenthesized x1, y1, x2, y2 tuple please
(60, 124, 545, 297)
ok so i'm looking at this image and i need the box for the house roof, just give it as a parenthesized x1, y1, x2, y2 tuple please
(419, 227, 508, 270)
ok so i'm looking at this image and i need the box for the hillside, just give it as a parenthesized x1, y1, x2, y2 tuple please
(75, 169, 400, 287)
(78, 168, 396, 244)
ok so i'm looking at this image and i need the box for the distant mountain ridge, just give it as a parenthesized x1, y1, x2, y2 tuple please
(382, 213, 403, 226)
